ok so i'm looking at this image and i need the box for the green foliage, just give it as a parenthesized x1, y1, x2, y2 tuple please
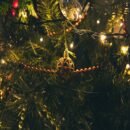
(0, 0, 130, 130)
(0, 1, 10, 15)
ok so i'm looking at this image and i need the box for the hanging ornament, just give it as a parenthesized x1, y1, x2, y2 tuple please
(57, 49, 75, 72)
(12, 0, 19, 9)
(11, 8, 16, 16)
(32, 0, 90, 36)
(106, 8, 126, 39)
(59, 0, 82, 21)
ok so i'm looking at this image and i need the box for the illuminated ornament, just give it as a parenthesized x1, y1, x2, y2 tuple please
(120, 46, 129, 55)
(11, 8, 16, 16)
(12, 0, 19, 9)
(59, 0, 82, 21)
(106, 10, 126, 39)
(57, 49, 75, 72)
(114, 19, 125, 33)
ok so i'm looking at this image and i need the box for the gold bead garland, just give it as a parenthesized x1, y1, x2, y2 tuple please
(18, 62, 99, 74)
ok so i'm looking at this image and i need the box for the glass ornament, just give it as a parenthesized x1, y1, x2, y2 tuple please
(59, 0, 82, 21)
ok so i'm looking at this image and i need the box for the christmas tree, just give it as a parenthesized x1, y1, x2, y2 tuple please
(0, 0, 130, 130)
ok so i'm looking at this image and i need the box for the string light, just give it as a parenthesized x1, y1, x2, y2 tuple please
(126, 64, 130, 69)
(125, 64, 130, 75)
(40, 37, 44, 42)
(69, 42, 74, 49)
(0, 59, 7, 65)
(120, 22, 124, 27)
(109, 42, 113, 46)
(124, 2, 129, 14)
(99, 33, 107, 43)
(0, 89, 4, 100)
(0, 77, 2, 84)
(120, 46, 129, 55)
(96, 19, 100, 24)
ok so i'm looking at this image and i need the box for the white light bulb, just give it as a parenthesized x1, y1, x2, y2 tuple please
(126, 64, 130, 69)
(70, 42, 74, 49)
(120, 22, 123, 27)
(97, 19, 100, 24)
(1, 59, 6, 64)
(40, 37, 43, 42)
(100, 34, 107, 43)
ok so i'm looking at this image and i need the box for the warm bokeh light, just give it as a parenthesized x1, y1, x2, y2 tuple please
(40, 37, 44, 42)
(0, 59, 7, 64)
(99, 34, 107, 43)
(120, 46, 129, 55)
(69, 42, 74, 49)
(97, 19, 100, 24)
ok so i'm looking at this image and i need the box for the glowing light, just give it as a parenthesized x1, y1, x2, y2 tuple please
(99, 34, 107, 43)
(109, 42, 113, 46)
(126, 64, 130, 69)
(12, 0, 19, 9)
(40, 37, 44, 42)
(1, 59, 7, 64)
(8, 44, 13, 48)
(124, 64, 130, 76)
(120, 46, 129, 55)
(0, 77, 2, 83)
(120, 22, 123, 27)
(69, 42, 74, 49)
(11, 8, 16, 16)
(78, 14, 82, 19)
(127, 70, 130, 75)
(96, 19, 100, 24)
(0, 89, 4, 100)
